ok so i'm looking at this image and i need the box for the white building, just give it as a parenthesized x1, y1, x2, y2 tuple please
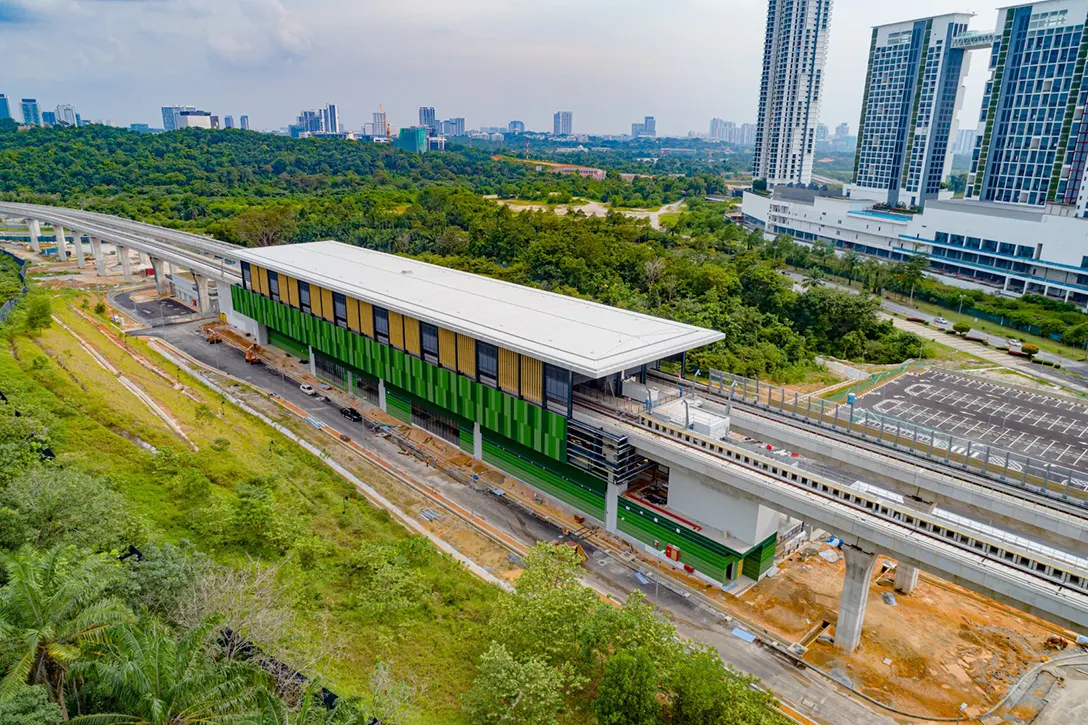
(176, 110, 212, 129)
(553, 110, 573, 136)
(161, 105, 197, 132)
(753, 0, 834, 185)
(847, 14, 977, 208)
(743, 188, 1088, 306)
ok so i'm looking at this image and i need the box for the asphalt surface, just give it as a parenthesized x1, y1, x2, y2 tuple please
(112, 289, 201, 327)
(151, 320, 896, 725)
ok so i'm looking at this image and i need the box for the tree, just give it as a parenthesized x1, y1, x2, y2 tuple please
(667, 648, 781, 725)
(0, 683, 62, 725)
(595, 649, 659, 725)
(233, 206, 298, 248)
(0, 547, 129, 719)
(801, 268, 826, 289)
(842, 251, 861, 287)
(72, 619, 267, 725)
(1021, 343, 1039, 358)
(953, 322, 971, 336)
(463, 643, 564, 725)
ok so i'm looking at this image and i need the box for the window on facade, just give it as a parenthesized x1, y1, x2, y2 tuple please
(298, 281, 311, 314)
(374, 307, 389, 344)
(241, 262, 251, 291)
(421, 322, 439, 364)
(544, 363, 570, 414)
(1081, 256, 1088, 269)
(267, 271, 280, 301)
(477, 341, 498, 386)
(333, 292, 348, 328)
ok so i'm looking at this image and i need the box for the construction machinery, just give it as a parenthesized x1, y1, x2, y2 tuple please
(244, 344, 262, 364)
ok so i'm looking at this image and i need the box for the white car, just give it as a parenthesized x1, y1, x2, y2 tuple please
(934, 316, 949, 325)
(1007, 339, 1022, 348)
(300, 383, 317, 396)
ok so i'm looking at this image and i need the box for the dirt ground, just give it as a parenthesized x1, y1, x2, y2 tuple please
(740, 543, 1070, 719)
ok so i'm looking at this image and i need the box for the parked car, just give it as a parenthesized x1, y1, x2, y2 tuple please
(934, 316, 949, 325)
(300, 383, 317, 396)
(1007, 338, 1022, 348)
(340, 407, 363, 422)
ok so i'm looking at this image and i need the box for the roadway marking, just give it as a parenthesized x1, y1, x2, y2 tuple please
(1076, 450, 1088, 467)
(1008, 432, 1027, 448)
(1048, 416, 1065, 431)
(1064, 420, 1078, 435)
(1057, 444, 1073, 462)
(963, 421, 983, 436)
(1038, 440, 1055, 457)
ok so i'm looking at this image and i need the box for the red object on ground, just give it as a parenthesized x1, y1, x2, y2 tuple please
(766, 444, 773, 451)
(684, 564, 695, 574)
(665, 544, 681, 562)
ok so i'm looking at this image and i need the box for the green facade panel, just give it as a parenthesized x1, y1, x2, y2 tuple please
(267, 329, 308, 360)
(742, 534, 778, 580)
(459, 424, 474, 455)
(482, 434, 606, 521)
(233, 286, 567, 461)
(385, 387, 411, 424)
(617, 499, 741, 583)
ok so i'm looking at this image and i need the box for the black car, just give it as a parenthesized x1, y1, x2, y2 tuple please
(340, 407, 363, 423)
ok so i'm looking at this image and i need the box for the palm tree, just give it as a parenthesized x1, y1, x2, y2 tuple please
(0, 547, 130, 719)
(843, 251, 861, 287)
(802, 268, 826, 289)
(251, 688, 371, 725)
(71, 619, 267, 725)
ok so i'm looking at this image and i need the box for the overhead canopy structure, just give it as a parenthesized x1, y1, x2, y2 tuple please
(236, 241, 724, 378)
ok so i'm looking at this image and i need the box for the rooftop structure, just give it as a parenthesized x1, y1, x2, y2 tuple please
(233, 242, 722, 378)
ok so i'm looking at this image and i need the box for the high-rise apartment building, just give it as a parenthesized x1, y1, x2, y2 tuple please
(239, 115, 250, 131)
(953, 128, 977, 155)
(631, 116, 656, 137)
(177, 110, 212, 129)
(753, 0, 834, 185)
(835, 122, 850, 138)
(41, 111, 57, 127)
(0, 94, 9, 121)
(55, 104, 77, 127)
(372, 111, 388, 138)
(816, 123, 829, 141)
(419, 107, 436, 131)
(553, 111, 573, 136)
(321, 104, 339, 134)
(508, 120, 525, 134)
(224, 115, 235, 129)
(21, 99, 41, 126)
(441, 118, 465, 136)
(967, 0, 1088, 211)
(850, 14, 973, 208)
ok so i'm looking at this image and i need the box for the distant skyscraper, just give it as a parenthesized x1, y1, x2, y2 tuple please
(419, 107, 436, 131)
(709, 118, 726, 140)
(632, 116, 656, 137)
(41, 111, 56, 127)
(753, 0, 833, 185)
(953, 128, 977, 156)
(442, 118, 465, 136)
(55, 104, 77, 127)
(320, 103, 339, 133)
(177, 110, 212, 129)
(851, 14, 972, 208)
(508, 120, 525, 134)
(835, 122, 849, 138)
(553, 111, 573, 136)
(372, 111, 388, 138)
(967, 0, 1088, 210)
(239, 115, 250, 131)
(21, 99, 41, 126)
(74, 113, 82, 128)
(210, 115, 220, 130)
(740, 123, 757, 146)
(816, 123, 829, 142)
(162, 105, 197, 132)
(0, 94, 10, 121)
(224, 115, 235, 129)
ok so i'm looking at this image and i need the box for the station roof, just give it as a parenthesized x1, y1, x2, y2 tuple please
(237, 241, 724, 378)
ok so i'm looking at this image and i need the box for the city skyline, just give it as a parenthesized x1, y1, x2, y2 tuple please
(0, 0, 1007, 135)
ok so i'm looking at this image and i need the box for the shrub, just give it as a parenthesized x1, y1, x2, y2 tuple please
(1021, 344, 1039, 358)
(953, 322, 971, 335)
(93, 301, 106, 315)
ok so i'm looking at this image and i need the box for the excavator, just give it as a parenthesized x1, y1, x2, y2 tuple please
(245, 344, 262, 364)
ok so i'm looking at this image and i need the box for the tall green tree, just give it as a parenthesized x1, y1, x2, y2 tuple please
(0, 547, 129, 719)
(595, 649, 659, 725)
(462, 643, 564, 725)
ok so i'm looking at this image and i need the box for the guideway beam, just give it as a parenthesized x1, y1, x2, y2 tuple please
(836, 545, 878, 653)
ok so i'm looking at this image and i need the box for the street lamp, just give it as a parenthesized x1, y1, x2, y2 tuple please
(958, 294, 966, 315)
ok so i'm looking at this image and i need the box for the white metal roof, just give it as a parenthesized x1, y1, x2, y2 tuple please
(238, 241, 724, 378)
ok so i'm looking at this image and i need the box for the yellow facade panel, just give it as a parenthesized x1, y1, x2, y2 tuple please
(255, 266, 268, 296)
(520, 356, 543, 404)
(438, 328, 457, 369)
(286, 276, 300, 308)
(389, 311, 405, 349)
(404, 316, 421, 355)
(309, 285, 324, 318)
(457, 334, 476, 377)
(346, 297, 361, 332)
(359, 301, 375, 337)
(320, 287, 334, 322)
(499, 348, 519, 395)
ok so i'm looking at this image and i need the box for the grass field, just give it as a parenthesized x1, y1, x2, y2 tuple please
(3, 291, 500, 724)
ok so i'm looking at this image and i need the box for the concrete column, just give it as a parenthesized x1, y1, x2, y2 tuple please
(193, 274, 213, 313)
(308, 345, 317, 377)
(472, 421, 482, 460)
(150, 257, 169, 295)
(27, 219, 41, 253)
(894, 564, 920, 594)
(73, 232, 86, 268)
(378, 379, 387, 412)
(605, 482, 628, 534)
(54, 225, 68, 260)
(117, 245, 132, 281)
(254, 323, 269, 345)
(1065, 289, 1072, 303)
(836, 544, 878, 653)
(89, 237, 105, 276)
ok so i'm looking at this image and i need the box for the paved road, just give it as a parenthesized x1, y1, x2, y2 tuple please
(111, 288, 204, 327)
(151, 320, 896, 725)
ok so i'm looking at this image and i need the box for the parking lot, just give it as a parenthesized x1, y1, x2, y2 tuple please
(856, 370, 1088, 474)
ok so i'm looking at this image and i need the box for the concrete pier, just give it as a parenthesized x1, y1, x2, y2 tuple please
(117, 245, 132, 282)
(27, 219, 41, 253)
(150, 257, 168, 295)
(836, 545, 878, 653)
(90, 237, 105, 276)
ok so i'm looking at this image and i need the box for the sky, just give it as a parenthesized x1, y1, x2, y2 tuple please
(0, 0, 1006, 135)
